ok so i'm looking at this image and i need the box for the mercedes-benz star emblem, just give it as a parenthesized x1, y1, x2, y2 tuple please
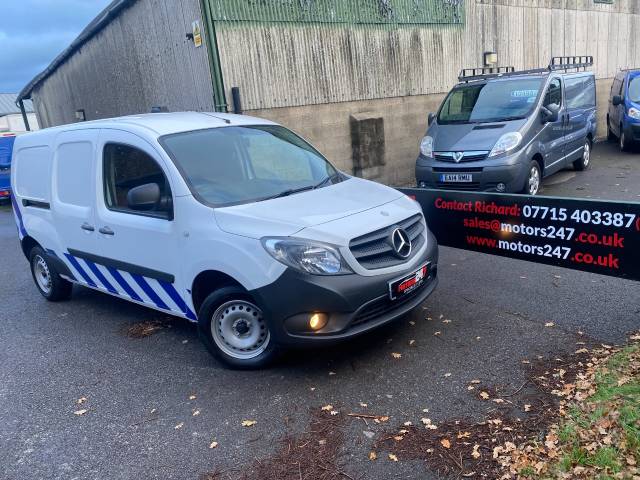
(453, 152, 464, 163)
(390, 228, 412, 259)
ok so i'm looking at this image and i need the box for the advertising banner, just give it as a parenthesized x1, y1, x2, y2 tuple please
(401, 188, 640, 282)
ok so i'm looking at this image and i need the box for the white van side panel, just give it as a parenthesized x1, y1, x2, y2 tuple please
(14, 145, 52, 201)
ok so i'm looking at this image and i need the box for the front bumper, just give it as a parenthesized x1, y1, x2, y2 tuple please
(415, 153, 528, 193)
(623, 122, 640, 142)
(250, 230, 439, 346)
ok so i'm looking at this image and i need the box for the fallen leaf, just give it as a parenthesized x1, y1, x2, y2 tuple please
(470, 379, 481, 384)
(209, 441, 218, 449)
(368, 451, 377, 461)
(388, 453, 398, 462)
(443, 319, 451, 324)
(330, 410, 339, 416)
(76, 397, 87, 405)
(393, 435, 404, 441)
(480, 391, 490, 400)
(457, 431, 471, 439)
(73, 409, 88, 416)
(472, 444, 481, 459)
(467, 386, 475, 391)
(408, 340, 416, 346)
(434, 331, 442, 336)
(321, 405, 333, 411)
(359, 402, 368, 408)
(328, 371, 336, 376)
(241, 420, 257, 427)
(189, 394, 197, 400)
(391, 352, 402, 359)
(524, 404, 532, 412)
(444, 373, 452, 378)
(192, 409, 201, 417)
(175, 422, 184, 429)
(441, 438, 451, 449)
(545, 322, 555, 327)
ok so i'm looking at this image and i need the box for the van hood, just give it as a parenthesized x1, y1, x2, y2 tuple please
(214, 177, 404, 239)
(431, 119, 527, 152)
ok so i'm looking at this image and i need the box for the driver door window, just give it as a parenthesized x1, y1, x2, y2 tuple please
(544, 78, 562, 109)
(103, 143, 173, 219)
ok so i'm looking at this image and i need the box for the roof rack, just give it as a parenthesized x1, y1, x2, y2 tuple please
(458, 55, 593, 83)
(549, 56, 593, 72)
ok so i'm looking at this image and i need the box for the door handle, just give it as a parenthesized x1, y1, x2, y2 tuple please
(99, 226, 115, 236)
(81, 222, 95, 232)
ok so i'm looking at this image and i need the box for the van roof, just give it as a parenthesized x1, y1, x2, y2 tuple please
(20, 112, 277, 138)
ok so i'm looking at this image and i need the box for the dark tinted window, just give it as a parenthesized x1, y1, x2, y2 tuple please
(103, 143, 172, 218)
(544, 78, 562, 107)
(565, 76, 596, 109)
(161, 126, 339, 207)
(628, 76, 640, 102)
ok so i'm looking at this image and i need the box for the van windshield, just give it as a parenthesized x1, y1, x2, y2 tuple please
(629, 76, 640, 103)
(160, 125, 341, 207)
(438, 78, 544, 124)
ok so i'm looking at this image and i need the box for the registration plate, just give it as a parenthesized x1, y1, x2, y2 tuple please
(389, 264, 429, 300)
(440, 173, 473, 183)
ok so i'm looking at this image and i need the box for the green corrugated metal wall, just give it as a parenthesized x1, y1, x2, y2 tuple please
(207, 0, 465, 25)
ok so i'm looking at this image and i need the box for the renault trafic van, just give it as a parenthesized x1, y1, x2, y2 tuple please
(11, 112, 438, 368)
(416, 57, 597, 195)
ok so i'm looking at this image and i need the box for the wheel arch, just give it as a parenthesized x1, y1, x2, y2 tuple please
(531, 153, 544, 176)
(191, 270, 246, 314)
(21, 235, 40, 259)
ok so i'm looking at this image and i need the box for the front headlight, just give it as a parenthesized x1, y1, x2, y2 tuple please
(262, 237, 352, 275)
(628, 107, 640, 120)
(420, 136, 434, 158)
(489, 132, 523, 158)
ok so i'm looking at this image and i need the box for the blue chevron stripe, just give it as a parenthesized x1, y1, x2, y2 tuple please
(130, 273, 170, 310)
(64, 253, 97, 287)
(84, 260, 118, 295)
(159, 280, 197, 320)
(106, 267, 143, 302)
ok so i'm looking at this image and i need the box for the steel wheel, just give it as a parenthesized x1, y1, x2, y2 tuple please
(211, 300, 270, 360)
(33, 254, 52, 295)
(527, 164, 540, 195)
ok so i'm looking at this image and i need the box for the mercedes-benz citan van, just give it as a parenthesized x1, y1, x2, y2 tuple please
(416, 57, 597, 195)
(11, 112, 438, 368)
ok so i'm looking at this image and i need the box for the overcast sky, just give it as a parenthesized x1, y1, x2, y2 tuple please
(0, 0, 112, 93)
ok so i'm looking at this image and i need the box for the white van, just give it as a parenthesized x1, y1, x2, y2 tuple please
(11, 112, 438, 368)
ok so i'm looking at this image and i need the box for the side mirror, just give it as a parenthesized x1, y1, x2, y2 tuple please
(428, 112, 436, 126)
(541, 103, 560, 123)
(127, 183, 160, 211)
(612, 95, 623, 106)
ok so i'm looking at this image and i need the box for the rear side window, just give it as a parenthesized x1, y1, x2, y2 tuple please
(56, 142, 93, 207)
(565, 76, 596, 109)
(103, 143, 172, 218)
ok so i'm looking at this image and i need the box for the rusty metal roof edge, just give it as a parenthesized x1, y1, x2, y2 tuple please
(17, 0, 137, 102)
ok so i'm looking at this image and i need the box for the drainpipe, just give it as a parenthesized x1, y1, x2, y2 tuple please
(200, 0, 228, 112)
(17, 99, 31, 132)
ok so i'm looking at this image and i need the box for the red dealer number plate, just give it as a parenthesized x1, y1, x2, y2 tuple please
(388, 263, 429, 300)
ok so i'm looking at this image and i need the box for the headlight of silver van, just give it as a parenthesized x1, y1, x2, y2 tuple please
(489, 132, 523, 157)
(262, 238, 352, 275)
(420, 136, 434, 158)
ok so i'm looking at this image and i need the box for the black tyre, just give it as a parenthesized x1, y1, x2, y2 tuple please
(607, 116, 616, 142)
(197, 286, 279, 369)
(29, 246, 73, 301)
(573, 138, 592, 171)
(521, 161, 541, 196)
(620, 126, 632, 152)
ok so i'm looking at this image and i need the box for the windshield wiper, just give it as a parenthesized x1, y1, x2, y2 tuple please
(314, 172, 342, 190)
(267, 185, 315, 200)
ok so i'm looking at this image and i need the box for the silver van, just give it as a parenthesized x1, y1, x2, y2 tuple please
(416, 57, 597, 195)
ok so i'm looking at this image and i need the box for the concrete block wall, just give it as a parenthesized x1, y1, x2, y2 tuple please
(249, 77, 613, 187)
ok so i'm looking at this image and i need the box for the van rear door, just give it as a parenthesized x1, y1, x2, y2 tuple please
(51, 130, 99, 283)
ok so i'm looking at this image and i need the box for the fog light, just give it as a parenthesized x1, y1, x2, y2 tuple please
(496, 183, 506, 192)
(309, 313, 328, 331)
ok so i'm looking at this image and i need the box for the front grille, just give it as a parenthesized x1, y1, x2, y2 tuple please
(349, 214, 425, 270)
(433, 167, 483, 173)
(434, 151, 489, 163)
(351, 275, 433, 327)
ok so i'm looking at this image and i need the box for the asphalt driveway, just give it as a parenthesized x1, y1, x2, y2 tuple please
(0, 141, 638, 480)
